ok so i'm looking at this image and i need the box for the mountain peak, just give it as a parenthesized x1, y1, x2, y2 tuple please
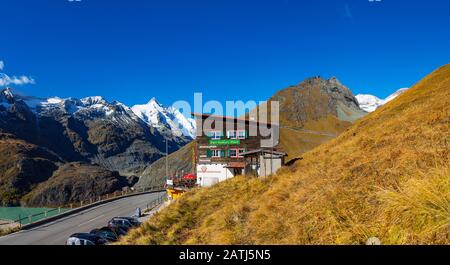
(328, 76, 343, 86)
(81, 96, 108, 106)
(0, 87, 16, 103)
(299, 76, 345, 89)
(1, 87, 14, 97)
(301, 76, 326, 85)
(147, 97, 161, 105)
(131, 98, 196, 139)
(355, 94, 384, 112)
(1, 87, 13, 93)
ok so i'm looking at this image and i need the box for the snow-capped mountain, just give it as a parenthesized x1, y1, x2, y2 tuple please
(383, 88, 409, 104)
(22, 95, 127, 116)
(355, 94, 384, 113)
(0, 87, 13, 101)
(1, 88, 195, 139)
(356, 88, 409, 112)
(0, 87, 193, 175)
(131, 98, 196, 139)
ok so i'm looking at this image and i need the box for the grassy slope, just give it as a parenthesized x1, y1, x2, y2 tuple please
(134, 141, 196, 189)
(278, 115, 350, 161)
(121, 64, 449, 245)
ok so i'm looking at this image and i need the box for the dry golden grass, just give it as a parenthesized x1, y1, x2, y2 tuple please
(0, 225, 20, 237)
(278, 127, 331, 161)
(120, 64, 450, 245)
(278, 115, 350, 161)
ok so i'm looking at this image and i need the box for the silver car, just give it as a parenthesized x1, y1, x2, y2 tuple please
(66, 236, 95, 245)
(66, 233, 107, 245)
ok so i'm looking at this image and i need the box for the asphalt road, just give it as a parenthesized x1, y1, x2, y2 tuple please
(0, 191, 166, 245)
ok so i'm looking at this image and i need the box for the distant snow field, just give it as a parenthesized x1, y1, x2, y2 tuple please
(356, 88, 409, 112)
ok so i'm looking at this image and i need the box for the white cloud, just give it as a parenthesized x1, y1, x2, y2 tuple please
(0, 74, 35, 86)
(0, 61, 35, 87)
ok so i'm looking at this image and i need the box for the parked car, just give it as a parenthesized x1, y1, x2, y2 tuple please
(108, 218, 132, 232)
(114, 217, 141, 227)
(103, 225, 128, 237)
(90, 228, 119, 243)
(66, 233, 107, 245)
(66, 236, 94, 246)
(98, 226, 120, 236)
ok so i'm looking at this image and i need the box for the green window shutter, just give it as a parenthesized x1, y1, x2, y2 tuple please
(226, 150, 230, 158)
(206, 149, 212, 158)
(245, 130, 249, 139)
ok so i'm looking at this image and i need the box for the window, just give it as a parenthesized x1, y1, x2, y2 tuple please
(208, 149, 243, 158)
(238, 149, 246, 157)
(227, 130, 237, 139)
(227, 149, 245, 158)
(229, 149, 237, 158)
(238, 130, 247, 139)
(211, 149, 221, 157)
(208, 131, 223, 139)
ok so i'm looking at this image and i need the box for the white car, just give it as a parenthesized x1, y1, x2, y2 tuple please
(66, 233, 106, 245)
(66, 237, 95, 245)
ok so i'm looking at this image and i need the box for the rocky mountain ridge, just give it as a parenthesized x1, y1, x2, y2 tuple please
(0, 88, 194, 206)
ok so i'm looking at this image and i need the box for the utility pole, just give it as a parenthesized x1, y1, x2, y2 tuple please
(166, 139, 169, 179)
(270, 148, 273, 176)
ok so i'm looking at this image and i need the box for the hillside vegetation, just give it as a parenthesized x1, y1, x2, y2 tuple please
(121, 64, 450, 245)
(135, 142, 195, 189)
(278, 116, 348, 161)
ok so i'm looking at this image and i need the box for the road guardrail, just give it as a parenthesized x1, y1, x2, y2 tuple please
(14, 186, 166, 230)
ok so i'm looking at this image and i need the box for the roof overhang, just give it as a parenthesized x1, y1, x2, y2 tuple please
(225, 162, 246, 168)
(191, 113, 277, 127)
(240, 149, 287, 157)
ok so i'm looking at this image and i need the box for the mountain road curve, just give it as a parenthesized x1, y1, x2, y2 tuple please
(0, 191, 166, 245)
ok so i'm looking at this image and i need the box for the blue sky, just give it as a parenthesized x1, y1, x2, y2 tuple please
(1, 0, 450, 108)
